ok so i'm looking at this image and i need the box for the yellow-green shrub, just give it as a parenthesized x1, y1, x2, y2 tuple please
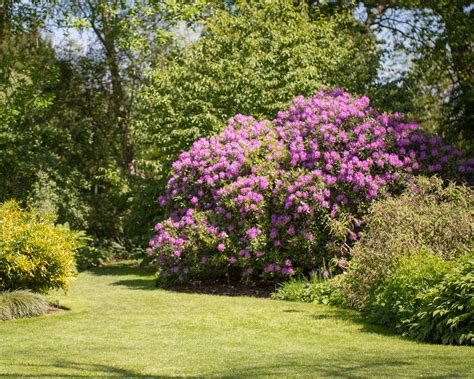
(0, 200, 83, 293)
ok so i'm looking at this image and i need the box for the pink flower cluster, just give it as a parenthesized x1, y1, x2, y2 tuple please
(148, 89, 472, 280)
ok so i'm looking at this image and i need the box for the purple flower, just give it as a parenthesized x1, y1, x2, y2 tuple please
(246, 227, 261, 240)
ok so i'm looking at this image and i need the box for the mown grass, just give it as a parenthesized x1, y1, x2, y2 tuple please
(0, 261, 472, 377)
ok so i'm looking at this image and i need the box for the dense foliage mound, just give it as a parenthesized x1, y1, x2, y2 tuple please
(405, 254, 474, 345)
(148, 89, 472, 282)
(336, 177, 473, 345)
(361, 251, 474, 346)
(342, 176, 473, 309)
(0, 200, 82, 293)
(271, 177, 473, 345)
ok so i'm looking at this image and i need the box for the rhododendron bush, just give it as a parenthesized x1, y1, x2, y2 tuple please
(148, 89, 472, 281)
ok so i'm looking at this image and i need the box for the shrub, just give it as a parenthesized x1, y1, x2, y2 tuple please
(75, 242, 110, 271)
(363, 250, 453, 329)
(341, 176, 473, 309)
(148, 90, 472, 282)
(357, 251, 473, 346)
(75, 238, 136, 270)
(404, 253, 474, 345)
(0, 200, 83, 293)
(0, 290, 49, 321)
(272, 273, 347, 306)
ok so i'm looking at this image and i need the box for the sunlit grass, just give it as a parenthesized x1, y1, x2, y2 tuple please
(0, 261, 472, 377)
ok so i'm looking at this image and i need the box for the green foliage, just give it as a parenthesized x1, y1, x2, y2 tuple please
(360, 251, 474, 346)
(363, 250, 452, 329)
(137, 0, 379, 174)
(342, 176, 473, 309)
(404, 253, 474, 346)
(360, 1, 474, 153)
(0, 28, 127, 238)
(0, 200, 83, 293)
(2, 0, 473, 254)
(338, 176, 473, 345)
(75, 238, 136, 270)
(123, 176, 168, 247)
(0, 290, 49, 321)
(0, 32, 59, 203)
(272, 274, 347, 307)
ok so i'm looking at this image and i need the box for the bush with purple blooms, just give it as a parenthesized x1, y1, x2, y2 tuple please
(147, 89, 472, 282)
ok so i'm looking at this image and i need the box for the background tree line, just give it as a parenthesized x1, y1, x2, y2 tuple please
(0, 0, 472, 251)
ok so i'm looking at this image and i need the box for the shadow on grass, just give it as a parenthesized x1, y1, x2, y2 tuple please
(279, 304, 400, 339)
(307, 307, 400, 337)
(87, 262, 155, 277)
(207, 357, 458, 378)
(162, 284, 276, 298)
(0, 360, 148, 377)
(111, 278, 157, 290)
(1, 357, 463, 378)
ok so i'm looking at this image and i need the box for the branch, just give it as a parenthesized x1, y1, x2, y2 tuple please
(80, 0, 107, 49)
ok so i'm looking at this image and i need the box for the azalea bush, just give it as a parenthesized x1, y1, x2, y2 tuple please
(148, 89, 472, 282)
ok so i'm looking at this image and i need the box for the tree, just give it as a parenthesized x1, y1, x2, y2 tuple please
(136, 0, 380, 177)
(59, 0, 206, 173)
(361, 0, 473, 151)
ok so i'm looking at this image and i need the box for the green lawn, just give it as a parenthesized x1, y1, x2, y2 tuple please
(0, 262, 472, 377)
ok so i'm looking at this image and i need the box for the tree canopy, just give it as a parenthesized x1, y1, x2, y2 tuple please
(0, 0, 471, 247)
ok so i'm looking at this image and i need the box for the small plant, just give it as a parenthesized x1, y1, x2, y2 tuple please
(0, 290, 49, 321)
(272, 271, 346, 306)
(0, 200, 83, 293)
(76, 237, 146, 270)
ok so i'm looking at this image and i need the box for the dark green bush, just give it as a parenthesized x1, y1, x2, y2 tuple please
(342, 177, 473, 309)
(75, 238, 134, 270)
(404, 253, 474, 345)
(0, 290, 49, 321)
(75, 243, 112, 271)
(0, 200, 84, 293)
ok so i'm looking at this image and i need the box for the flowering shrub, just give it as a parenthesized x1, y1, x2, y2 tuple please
(148, 89, 472, 281)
